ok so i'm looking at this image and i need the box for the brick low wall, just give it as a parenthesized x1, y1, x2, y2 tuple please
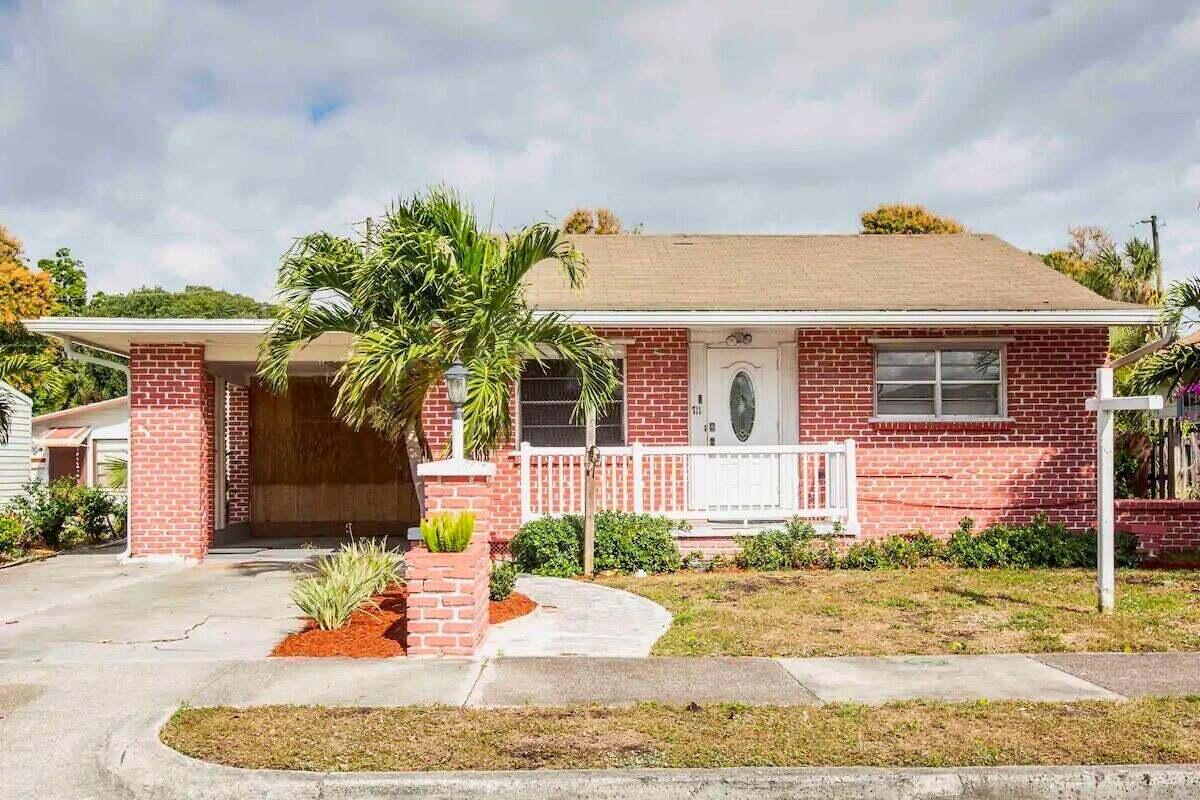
(404, 540, 490, 656)
(1115, 499, 1200, 556)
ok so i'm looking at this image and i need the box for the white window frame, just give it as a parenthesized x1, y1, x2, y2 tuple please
(869, 337, 1010, 421)
(515, 346, 629, 447)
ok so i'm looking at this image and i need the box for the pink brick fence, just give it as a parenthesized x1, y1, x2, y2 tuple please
(1115, 499, 1200, 557)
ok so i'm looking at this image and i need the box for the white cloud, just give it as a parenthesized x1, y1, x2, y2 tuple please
(0, 0, 1198, 298)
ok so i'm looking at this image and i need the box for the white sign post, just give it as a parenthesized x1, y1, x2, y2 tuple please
(1085, 367, 1163, 613)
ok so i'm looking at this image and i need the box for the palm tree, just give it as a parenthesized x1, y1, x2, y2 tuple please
(259, 187, 620, 515)
(0, 391, 11, 445)
(1129, 277, 1200, 395)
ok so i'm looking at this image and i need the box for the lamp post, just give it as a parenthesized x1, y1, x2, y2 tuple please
(444, 360, 469, 460)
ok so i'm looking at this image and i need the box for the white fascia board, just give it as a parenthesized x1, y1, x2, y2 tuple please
(24, 317, 271, 336)
(23, 307, 1158, 347)
(544, 309, 1159, 327)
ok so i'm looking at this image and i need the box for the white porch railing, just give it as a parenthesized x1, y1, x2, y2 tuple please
(519, 440, 858, 530)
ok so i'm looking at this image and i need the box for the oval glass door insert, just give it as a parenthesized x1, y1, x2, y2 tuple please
(729, 370, 755, 442)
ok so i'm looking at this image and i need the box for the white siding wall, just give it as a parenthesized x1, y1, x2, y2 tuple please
(0, 382, 33, 506)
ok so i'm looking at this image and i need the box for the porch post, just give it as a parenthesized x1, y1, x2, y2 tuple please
(843, 438, 858, 535)
(519, 441, 531, 523)
(632, 442, 644, 513)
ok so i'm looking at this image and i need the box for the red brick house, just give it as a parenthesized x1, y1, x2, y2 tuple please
(27, 234, 1156, 561)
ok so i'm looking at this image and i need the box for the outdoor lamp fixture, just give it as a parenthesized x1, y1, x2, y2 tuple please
(444, 360, 469, 459)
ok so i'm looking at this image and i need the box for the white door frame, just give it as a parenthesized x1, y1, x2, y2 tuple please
(687, 329, 799, 447)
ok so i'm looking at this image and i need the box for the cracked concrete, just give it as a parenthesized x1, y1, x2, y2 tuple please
(0, 542, 319, 663)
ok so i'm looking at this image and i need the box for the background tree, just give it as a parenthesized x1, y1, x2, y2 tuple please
(1129, 277, 1200, 396)
(594, 208, 622, 235)
(1043, 226, 1158, 306)
(261, 187, 620, 514)
(38, 248, 86, 315)
(0, 226, 66, 410)
(859, 203, 965, 234)
(83, 285, 276, 318)
(562, 207, 626, 235)
(562, 208, 594, 234)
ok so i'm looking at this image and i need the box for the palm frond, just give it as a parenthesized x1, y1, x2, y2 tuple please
(0, 392, 11, 445)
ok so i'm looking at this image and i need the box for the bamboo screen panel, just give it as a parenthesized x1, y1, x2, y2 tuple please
(249, 378, 418, 524)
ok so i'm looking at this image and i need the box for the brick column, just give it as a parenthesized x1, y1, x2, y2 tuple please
(225, 383, 251, 526)
(405, 463, 494, 657)
(129, 344, 215, 559)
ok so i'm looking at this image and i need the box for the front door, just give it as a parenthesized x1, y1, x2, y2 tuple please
(701, 348, 780, 512)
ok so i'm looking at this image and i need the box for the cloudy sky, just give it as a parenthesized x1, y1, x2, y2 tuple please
(2, 0, 1199, 301)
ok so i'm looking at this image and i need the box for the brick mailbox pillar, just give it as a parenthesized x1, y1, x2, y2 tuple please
(405, 461, 495, 657)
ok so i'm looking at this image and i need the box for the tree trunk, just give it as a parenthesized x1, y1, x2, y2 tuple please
(405, 426, 427, 519)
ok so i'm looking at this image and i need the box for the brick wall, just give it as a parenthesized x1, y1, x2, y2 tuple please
(419, 326, 1104, 543)
(225, 383, 251, 526)
(797, 327, 1107, 536)
(129, 344, 214, 558)
(405, 472, 492, 656)
(1115, 499, 1200, 556)
(420, 328, 691, 546)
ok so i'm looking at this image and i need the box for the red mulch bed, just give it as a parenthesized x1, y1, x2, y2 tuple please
(490, 592, 536, 624)
(272, 585, 408, 658)
(272, 587, 538, 658)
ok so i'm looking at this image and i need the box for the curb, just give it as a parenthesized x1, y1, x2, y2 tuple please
(102, 710, 1200, 800)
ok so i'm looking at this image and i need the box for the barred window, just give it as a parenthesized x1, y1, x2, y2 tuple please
(518, 359, 625, 446)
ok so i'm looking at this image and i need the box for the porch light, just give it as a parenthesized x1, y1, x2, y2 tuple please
(444, 360, 470, 459)
(444, 360, 469, 408)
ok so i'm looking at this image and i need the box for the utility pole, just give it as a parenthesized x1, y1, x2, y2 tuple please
(1138, 214, 1162, 297)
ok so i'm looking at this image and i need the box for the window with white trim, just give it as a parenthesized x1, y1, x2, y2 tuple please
(518, 359, 626, 446)
(874, 346, 1004, 418)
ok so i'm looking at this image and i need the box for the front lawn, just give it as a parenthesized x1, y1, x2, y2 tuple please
(163, 698, 1200, 771)
(598, 568, 1200, 656)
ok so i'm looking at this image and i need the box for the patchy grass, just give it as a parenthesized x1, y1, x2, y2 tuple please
(162, 698, 1200, 772)
(598, 568, 1200, 657)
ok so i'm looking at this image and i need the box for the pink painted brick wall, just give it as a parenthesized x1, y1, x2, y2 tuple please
(129, 344, 214, 558)
(406, 473, 492, 656)
(1115, 499, 1200, 556)
(225, 383, 251, 525)
(797, 327, 1107, 536)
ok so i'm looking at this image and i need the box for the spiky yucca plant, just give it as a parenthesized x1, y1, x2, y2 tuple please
(420, 511, 475, 553)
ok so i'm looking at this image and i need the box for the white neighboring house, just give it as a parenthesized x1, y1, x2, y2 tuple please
(31, 396, 129, 489)
(0, 380, 34, 506)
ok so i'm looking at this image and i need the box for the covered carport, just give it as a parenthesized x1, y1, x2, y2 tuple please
(24, 318, 419, 559)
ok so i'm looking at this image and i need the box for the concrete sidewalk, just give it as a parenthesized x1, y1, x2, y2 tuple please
(157, 651, 1200, 708)
(3, 653, 1198, 798)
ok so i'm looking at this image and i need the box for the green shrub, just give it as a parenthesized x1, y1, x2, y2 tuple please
(490, 560, 518, 601)
(510, 517, 579, 577)
(0, 515, 28, 557)
(420, 512, 475, 553)
(511, 512, 683, 577)
(947, 515, 1141, 569)
(736, 519, 834, 570)
(593, 511, 682, 574)
(4, 479, 126, 549)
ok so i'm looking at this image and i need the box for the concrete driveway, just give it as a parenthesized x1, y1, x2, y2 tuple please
(0, 541, 328, 663)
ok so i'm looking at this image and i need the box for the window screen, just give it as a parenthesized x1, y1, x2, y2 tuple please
(518, 359, 625, 446)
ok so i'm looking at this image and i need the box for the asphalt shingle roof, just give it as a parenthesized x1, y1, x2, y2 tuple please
(524, 233, 1147, 313)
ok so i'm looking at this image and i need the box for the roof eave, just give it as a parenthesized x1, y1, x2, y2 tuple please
(24, 308, 1157, 353)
